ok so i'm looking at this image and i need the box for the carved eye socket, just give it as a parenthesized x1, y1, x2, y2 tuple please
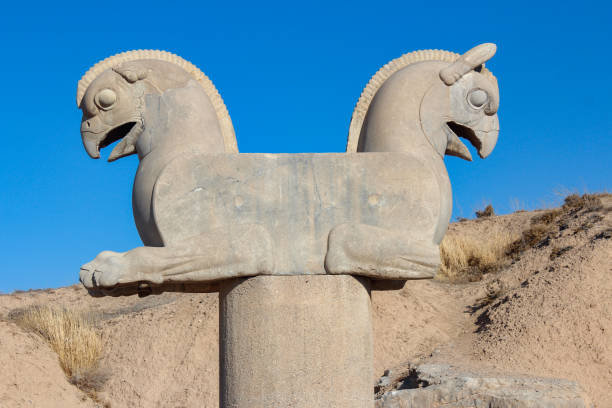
(468, 89, 488, 108)
(95, 89, 117, 110)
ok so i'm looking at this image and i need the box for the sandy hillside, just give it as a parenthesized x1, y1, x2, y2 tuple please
(1, 194, 610, 407)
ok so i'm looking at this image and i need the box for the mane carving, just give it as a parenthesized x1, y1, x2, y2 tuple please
(347, 49, 495, 152)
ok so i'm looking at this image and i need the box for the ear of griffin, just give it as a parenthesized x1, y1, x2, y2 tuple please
(113, 65, 149, 83)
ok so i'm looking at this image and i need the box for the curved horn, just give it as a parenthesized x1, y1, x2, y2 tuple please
(439, 43, 497, 86)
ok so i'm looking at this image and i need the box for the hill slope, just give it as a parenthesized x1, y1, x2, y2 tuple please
(1, 194, 610, 407)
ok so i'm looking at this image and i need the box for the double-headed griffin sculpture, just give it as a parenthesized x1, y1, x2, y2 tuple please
(77, 44, 499, 296)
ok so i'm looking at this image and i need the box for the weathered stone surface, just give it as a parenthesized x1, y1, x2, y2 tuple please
(154, 152, 445, 276)
(80, 150, 448, 295)
(75, 44, 500, 296)
(220, 275, 374, 408)
(376, 364, 592, 408)
(347, 43, 499, 160)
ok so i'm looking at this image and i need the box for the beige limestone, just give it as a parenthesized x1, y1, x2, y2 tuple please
(75, 43, 500, 297)
(376, 364, 592, 408)
(347, 43, 499, 160)
(154, 153, 444, 274)
(219, 275, 374, 408)
(80, 151, 445, 295)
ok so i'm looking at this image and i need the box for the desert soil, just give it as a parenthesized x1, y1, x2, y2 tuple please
(1, 195, 610, 407)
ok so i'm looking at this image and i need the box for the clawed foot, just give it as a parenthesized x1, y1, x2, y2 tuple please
(80, 224, 275, 297)
(80, 250, 165, 296)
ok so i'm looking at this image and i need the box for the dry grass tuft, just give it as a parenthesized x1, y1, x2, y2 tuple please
(522, 223, 551, 247)
(506, 223, 551, 257)
(11, 305, 106, 395)
(507, 193, 607, 258)
(563, 193, 603, 212)
(531, 209, 562, 225)
(475, 204, 495, 218)
(438, 229, 518, 282)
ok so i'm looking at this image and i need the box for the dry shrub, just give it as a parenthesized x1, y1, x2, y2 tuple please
(522, 223, 551, 247)
(507, 223, 551, 257)
(438, 230, 518, 282)
(475, 204, 495, 218)
(11, 306, 106, 394)
(506, 209, 559, 257)
(531, 209, 562, 225)
(563, 193, 603, 212)
(563, 194, 583, 209)
(507, 193, 606, 257)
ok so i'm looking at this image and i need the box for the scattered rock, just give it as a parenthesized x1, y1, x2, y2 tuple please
(550, 245, 573, 260)
(592, 228, 612, 241)
(377, 363, 592, 408)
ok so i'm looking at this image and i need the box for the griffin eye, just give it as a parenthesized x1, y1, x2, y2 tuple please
(95, 89, 117, 110)
(468, 89, 488, 108)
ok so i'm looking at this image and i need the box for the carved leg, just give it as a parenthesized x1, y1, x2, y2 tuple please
(324, 223, 439, 279)
(80, 224, 273, 294)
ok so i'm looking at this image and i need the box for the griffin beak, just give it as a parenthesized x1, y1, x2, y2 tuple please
(474, 115, 499, 158)
(80, 116, 110, 159)
(82, 135, 101, 159)
(445, 115, 499, 160)
(80, 120, 142, 161)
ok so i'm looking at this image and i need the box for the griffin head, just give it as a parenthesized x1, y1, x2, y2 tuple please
(347, 43, 500, 159)
(421, 43, 500, 161)
(78, 63, 148, 161)
(76, 50, 237, 161)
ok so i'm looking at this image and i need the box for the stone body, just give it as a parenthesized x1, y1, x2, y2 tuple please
(76, 45, 500, 296)
(220, 275, 374, 408)
(153, 152, 444, 278)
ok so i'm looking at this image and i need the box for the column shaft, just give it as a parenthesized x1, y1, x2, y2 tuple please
(219, 275, 374, 408)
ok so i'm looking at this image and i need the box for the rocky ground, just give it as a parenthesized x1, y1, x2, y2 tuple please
(1, 195, 610, 407)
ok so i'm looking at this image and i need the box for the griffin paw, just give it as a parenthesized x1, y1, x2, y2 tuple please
(79, 250, 162, 290)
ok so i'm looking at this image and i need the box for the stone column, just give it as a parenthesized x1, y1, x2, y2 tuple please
(219, 275, 374, 408)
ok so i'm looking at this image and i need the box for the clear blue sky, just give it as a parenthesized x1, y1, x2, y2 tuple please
(0, 1, 610, 292)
